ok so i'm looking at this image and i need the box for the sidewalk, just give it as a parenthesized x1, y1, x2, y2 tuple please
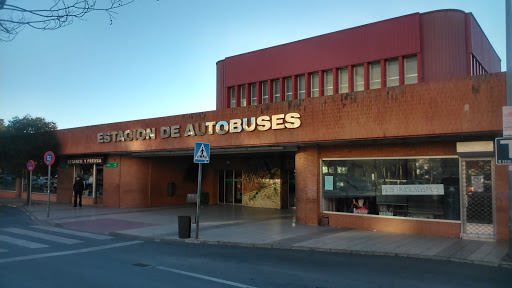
(3, 198, 511, 268)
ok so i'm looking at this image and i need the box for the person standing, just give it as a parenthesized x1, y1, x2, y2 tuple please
(73, 176, 84, 207)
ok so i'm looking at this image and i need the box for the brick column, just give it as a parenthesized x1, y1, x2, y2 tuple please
(319, 70, 324, 97)
(381, 59, 386, 88)
(399, 56, 404, 85)
(256, 81, 262, 104)
(333, 68, 339, 95)
(292, 75, 297, 100)
(245, 84, 250, 106)
(280, 77, 285, 102)
(348, 65, 354, 92)
(305, 72, 311, 98)
(268, 80, 273, 103)
(295, 146, 320, 225)
(235, 85, 240, 107)
(225, 87, 230, 108)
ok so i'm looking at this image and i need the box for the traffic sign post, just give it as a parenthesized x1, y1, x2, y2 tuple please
(496, 138, 512, 165)
(26, 160, 35, 206)
(193, 143, 210, 239)
(44, 151, 55, 217)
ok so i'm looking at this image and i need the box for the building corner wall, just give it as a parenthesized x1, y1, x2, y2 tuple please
(216, 60, 225, 110)
(295, 146, 320, 225)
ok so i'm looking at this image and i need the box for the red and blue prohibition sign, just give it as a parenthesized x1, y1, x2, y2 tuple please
(44, 151, 55, 166)
(27, 160, 35, 171)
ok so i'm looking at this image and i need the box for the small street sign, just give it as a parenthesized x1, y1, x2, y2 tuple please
(27, 160, 35, 171)
(496, 137, 512, 165)
(194, 142, 210, 163)
(44, 151, 55, 166)
(105, 162, 118, 168)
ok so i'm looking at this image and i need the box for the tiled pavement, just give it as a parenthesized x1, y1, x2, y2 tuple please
(1, 198, 510, 268)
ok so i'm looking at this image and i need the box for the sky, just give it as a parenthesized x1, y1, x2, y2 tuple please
(0, 0, 508, 130)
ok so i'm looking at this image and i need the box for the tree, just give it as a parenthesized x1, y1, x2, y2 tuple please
(0, 115, 59, 177)
(0, 0, 134, 42)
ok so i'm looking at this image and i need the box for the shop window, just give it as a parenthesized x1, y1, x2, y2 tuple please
(75, 164, 104, 198)
(369, 62, 381, 89)
(23, 173, 58, 194)
(338, 68, 348, 93)
(262, 82, 269, 104)
(1, 172, 17, 192)
(240, 85, 246, 107)
(404, 56, 418, 85)
(311, 72, 319, 97)
(298, 75, 305, 99)
(353, 65, 365, 91)
(285, 78, 292, 101)
(273, 80, 280, 102)
(230, 87, 236, 108)
(386, 59, 399, 87)
(324, 70, 333, 96)
(321, 158, 460, 221)
(250, 83, 257, 105)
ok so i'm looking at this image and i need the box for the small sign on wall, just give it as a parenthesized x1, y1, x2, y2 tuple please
(105, 162, 118, 168)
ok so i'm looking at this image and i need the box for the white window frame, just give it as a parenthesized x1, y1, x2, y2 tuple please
(240, 85, 246, 107)
(369, 62, 381, 89)
(273, 80, 280, 102)
(339, 68, 348, 93)
(404, 56, 418, 85)
(298, 75, 305, 99)
(251, 84, 257, 105)
(230, 87, 236, 108)
(311, 73, 319, 97)
(285, 78, 292, 101)
(324, 70, 333, 96)
(386, 59, 399, 87)
(262, 82, 269, 104)
(354, 65, 365, 92)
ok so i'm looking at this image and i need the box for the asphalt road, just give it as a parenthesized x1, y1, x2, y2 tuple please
(0, 205, 511, 288)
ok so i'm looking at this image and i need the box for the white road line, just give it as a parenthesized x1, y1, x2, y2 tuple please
(0, 235, 48, 248)
(0, 248, 7, 252)
(31, 226, 113, 240)
(2, 228, 83, 245)
(0, 241, 143, 264)
(155, 266, 258, 288)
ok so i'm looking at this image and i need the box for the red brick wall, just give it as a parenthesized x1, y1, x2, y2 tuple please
(119, 157, 150, 207)
(54, 73, 505, 156)
(295, 146, 320, 225)
(103, 156, 122, 207)
(495, 165, 509, 240)
(56, 165, 74, 204)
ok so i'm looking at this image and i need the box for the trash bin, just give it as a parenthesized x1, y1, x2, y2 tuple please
(178, 216, 191, 239)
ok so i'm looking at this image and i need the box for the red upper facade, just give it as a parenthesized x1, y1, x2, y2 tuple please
(216, 9, 501, 110)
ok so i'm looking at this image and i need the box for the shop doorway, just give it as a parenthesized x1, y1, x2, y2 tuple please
(74, 164, 104, 204)
(218, 170, 243, 204)
(460, 159, 495, 239)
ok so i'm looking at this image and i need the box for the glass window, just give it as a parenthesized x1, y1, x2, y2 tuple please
(354, 65, 364, 91)
(338, 68, 348, 93)
(311, 73, 319, 97)
(321, 158, 460, 221)
(251, 84, 257, 105)
(369, 63, 381, 89)
(273, 80, 280, 102)
(230, 87, 236, 108)
(298, 75, 305, 99)
(405, 56, 418, 85)
(262, 82, 268, 104)
(285, 78, 292, 101)
(240, 85, 246, 107)
(386, 59, 399, 87)
(324, 70, 333, 96)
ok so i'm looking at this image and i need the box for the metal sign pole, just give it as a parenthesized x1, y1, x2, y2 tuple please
(47, 165, 50, 218)
(29, 170, 32, 206)
(195, 163, 202, 239)
(506, 0, 512, 258)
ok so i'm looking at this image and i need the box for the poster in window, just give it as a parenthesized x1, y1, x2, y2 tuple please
(324, 176, 333, 190)
(472, 176, 484, 192)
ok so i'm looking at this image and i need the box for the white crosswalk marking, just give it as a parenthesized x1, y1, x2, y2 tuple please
(0, 235, 49, 248)
(31, 226, 113, 240)
(2, 228, 83, 244)
(0, 248, 7, 252)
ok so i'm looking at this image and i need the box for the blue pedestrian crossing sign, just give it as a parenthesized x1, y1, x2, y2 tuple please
(194, 142, 210, 163)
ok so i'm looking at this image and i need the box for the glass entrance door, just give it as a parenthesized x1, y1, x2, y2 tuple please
(218, 170, 243, 204)
(460, 159, 495, 239)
